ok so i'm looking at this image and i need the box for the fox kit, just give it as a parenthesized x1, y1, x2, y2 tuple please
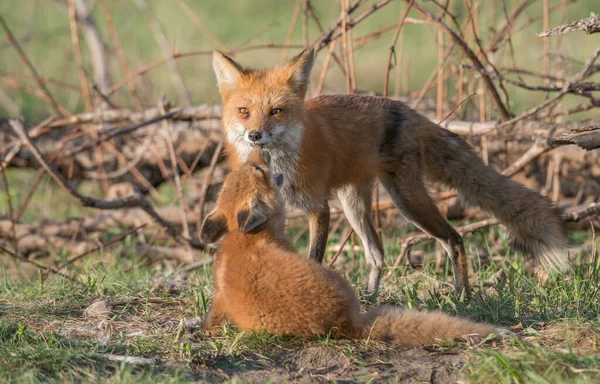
(212, 48, 569, 297)
(199, 148, 501, 346)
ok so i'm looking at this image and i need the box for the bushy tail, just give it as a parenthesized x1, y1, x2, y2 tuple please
(422, 120, 569, 271)
(360, 307, 501, 347)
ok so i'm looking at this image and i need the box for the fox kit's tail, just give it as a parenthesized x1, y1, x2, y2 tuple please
(421, 118, 569, 271)
(360, 307, 500, 347)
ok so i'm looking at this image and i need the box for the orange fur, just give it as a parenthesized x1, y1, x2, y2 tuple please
(199, 148, 501, 347)
(212, 48, 569, 297)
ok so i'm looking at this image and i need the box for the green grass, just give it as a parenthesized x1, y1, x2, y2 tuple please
(1, 223, 599, 382)
(467, 339, 600, 384)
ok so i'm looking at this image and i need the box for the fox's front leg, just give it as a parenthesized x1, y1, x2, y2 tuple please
(201, 296, 227, 336)
(308, 202, 330, 263)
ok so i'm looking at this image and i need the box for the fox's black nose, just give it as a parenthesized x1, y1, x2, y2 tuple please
(248, 130, 262, 142)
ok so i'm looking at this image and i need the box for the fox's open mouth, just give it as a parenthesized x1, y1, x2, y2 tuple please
(273, 173, 283, 188)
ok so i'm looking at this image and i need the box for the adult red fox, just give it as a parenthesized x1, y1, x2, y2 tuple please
(211, 47, 568, 296)
(199, 148, 501, 346)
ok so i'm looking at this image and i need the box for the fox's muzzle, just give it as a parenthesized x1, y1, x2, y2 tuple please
(245, 130, 273, 147)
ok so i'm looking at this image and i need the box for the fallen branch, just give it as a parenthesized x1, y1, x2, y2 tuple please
(0, 245, 83, 284)
(538, 14, 600, 37)
(384, 218, 500, 281)
(564, 203, 600, 223)
(551, 125, 600, 151)
(8, 119, 207, 250)
(98, 354, 158, 365)
(62, 224, 147, 267)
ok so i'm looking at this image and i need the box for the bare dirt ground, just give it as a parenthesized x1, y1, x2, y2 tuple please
(191, 341, 471, 383)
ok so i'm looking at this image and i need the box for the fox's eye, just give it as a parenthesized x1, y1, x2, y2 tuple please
(239, 107, 249, 115)
(270, 108, 282, 116)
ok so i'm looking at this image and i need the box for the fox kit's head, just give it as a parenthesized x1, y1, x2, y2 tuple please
(212, 48, 315, 159)
(200, 148, 286, 243)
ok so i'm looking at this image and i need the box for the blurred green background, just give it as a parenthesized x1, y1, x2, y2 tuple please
(1, 0, 598, 122)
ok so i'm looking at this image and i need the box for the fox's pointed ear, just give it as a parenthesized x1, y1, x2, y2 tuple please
(286, 47, 315, 96)
(200, 209, 228, 243)
(237, 202, 268, 233)
(212, 51, 244, 91)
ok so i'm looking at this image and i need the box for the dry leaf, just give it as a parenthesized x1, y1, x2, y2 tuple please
(84, 299, 112, 318)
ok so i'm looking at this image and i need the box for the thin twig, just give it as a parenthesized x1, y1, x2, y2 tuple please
(97, 0, 143, 110)
(0, 15, 67, 116)
(315, 41, 336, 95)
(62, 224, 148, 267)
(159, 100, 192, 262)
(133, 0, 192, 106)
(328, 228, 354, 268)
(591, 221, 598, 283)
(384, 218, 500, 280)
(406, 1, 511, 120)
(197, 138, 225, 236)
(92, 85, 119, 109)
(439, 93, 476, 124)
(281, 0, 304, 63)
(340, 0, 352, 93)
(303, 0, 310, 48)
(383, 0, 414, 97)
(175, 0, 230, 52)
(0, 245, 83, 285)
(318, 0, 394, 50)
(67, 0, 93, 111)
(306, 1, 346, 73)
(1, 168, 18, 254)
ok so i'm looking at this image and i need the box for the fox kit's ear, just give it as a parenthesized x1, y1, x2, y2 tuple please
(237, 202, 268, 233)
(212, 51, 244, 91)
(286, 47, 315, 96)
(200, 209, 228, 243)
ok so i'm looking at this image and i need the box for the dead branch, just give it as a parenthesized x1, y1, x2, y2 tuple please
(551, 126, 600, 151)
(406, 1, 511, 121)
(133, 0, 191, 106)
(0, 15, 67, 116)
(315, 0, 392, 51)
(538, 14, 600, 37)
(197, 138, 224, 223)
(0, 106, 222, 191)
(68, 0, 93, 111)
(383, 0, 414, 97)
(97, 0, 142, 109)
(564, 203, 600, 223)
(384, 218, 500, 281)
(328, 228, 354, 268)
(73, 0, 113, 93)
(62, 224, 147, 267)
(43, 104, 221, 132)
(8, 119, 207, 250)
(0, 245, 83, 284)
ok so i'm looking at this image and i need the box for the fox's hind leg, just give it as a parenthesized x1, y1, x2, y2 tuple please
(379, 170, 471, 297)
(337, 179, 385, 297)
(308, 202, 331, 263)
